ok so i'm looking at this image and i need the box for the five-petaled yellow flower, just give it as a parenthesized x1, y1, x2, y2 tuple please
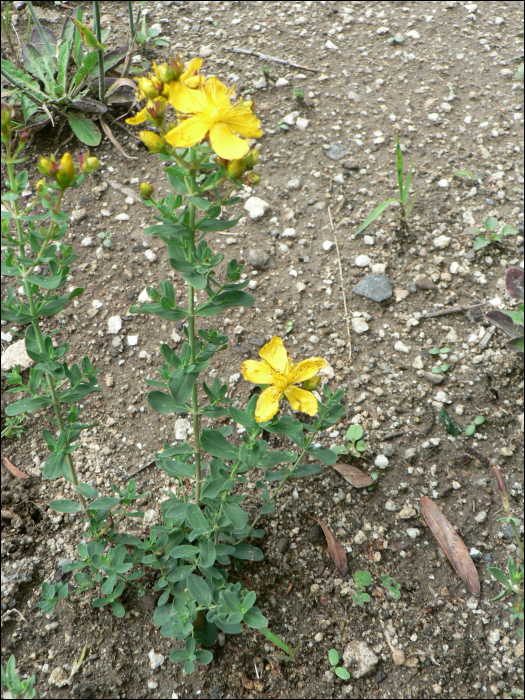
(242, 337, 326, 423)
(166, 77, 262, 160)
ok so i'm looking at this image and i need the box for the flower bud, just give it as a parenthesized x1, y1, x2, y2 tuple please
(145, 99, 167, 127)
(35, 179, 47, 193)
(246, 172, 261, 186)
(55, 152, 76, 187)
(492, 464, 510, 513)
(139, 130, 165, 153)
(155, 61, 175, 84)
(1, 102, 13, 136)
(139, 182, 154, 199)
(137, 77, 163, 100)
(245, 148, 259, 170)
(37, 155, 57, 176)
(301, 376, 321, 392)
(169, 55, 185, 80)
(77, 150, 101, 174)
(227, 158, 246, 179)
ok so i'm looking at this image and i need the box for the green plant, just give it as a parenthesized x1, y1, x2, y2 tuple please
(97, 230, 112, 248)
(486, 267, 524, 357)
(260, 627, 300, 662)
(294, 87, 304, 101)
(284, 319, 294, 335)
(454, 169, 484, 182)
(351, 570, 371, 606)
(135, 1, 169, 47)
(488, 463, 524, 637)
(1, 3, 129, 144)
(381, 573, 401, 599)
(328, 649, 350, 680)
(429, 346, 450, 374)
(2, 61, 346, 676)
(262, 65, 270, 76)
(355, 135, 417, 236)
(468, 217, 518, 251)
(1, 413, 28, 439)
(1, 104, 102, 512)
(1, 655, 36, 700)
(332, 424, 367, 458)
(465, 415, 485, 436)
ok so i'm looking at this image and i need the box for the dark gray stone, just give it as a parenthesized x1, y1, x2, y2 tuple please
(352, 274, 392, 302)
(246, 249, 270, 270)
(275, 537, 289, 553)
(324, 142, 349, 161)
(424, 372, 445, 385)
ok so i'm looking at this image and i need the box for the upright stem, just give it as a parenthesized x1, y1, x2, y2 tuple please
(93, 1, 105, 105)
(127, 1, 134, 48)
(5, 146, 87, 512)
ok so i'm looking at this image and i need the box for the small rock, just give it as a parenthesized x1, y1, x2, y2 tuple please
(487, 630, 501, 645)
(309, 334, 319, 345)
(115, 213, 130, 222)
(1, 339, 34, 371)
(415, 277, 436, 291)
(352, 318, 369, 334)
(398, 503, 416, 519)
(424, 372, 444, 385)
(325, 40, 338, 50)
(144, 249, 157, 262)
(384, 500, 397, 512)
(282, 227, 297, 238)
(363, 235, 375, 246)
(1, 331, 13, 342)
(81, 236, 93, 247)
(433, 235, 451, 249)
(434, 390, 449, 403)
(127, 335, 138, 346)
(296, 117, 310, 131)
(148, 681, 159, 690)
(287, 178, 301, 191)
(105, 375, 114, 387)
(348, 91, 362, 103)
(393, 288, 409, 302)
(143, 509, 157, 526)
(356, 255, 371, 267)
(322, 240, 334, 251)
(275, 77, 289, 87)
(407, 528, 420, 539)
(394, 341, 410, 354)
(70, 208, 87, 223)
(199, 45, 213, 58)
(108, 316, 122, 334)
(148, 649, 165, 670)
(405, 448, 417, 460)
(324, 142, 349, 161)
(244, 197, 270, 220)
(406, 29, 420, 39)
(371, 263, 386, 274)
(138, 289, 150, 303)
(282, 111, 299, 126)
(469, 547, 482, 561)
(253, 76, 267, 89)
(343, 641, 379, 679)
(375, 455, 389, 469)
(49, 667, 68, 688)
(174, 418, 191, 441)
(437, 179, 449, 189)
(474, 511, 487, 523)
(247, 249, 270, 269)
(353, 275, 392, 302)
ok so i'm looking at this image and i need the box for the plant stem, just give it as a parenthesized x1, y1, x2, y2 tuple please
(511, 520, 525, 563)
(5, 143, 87, 512)
(25, 1, 54, 58)
(0, 67, 45, 106)
(126, 1, 134, 47)
(93, 1, 105, 105)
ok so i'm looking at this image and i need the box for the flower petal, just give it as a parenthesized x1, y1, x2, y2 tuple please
(169, 81, 207, 114)
(255, 386, 283, 423)
(125, 106, 148, 125)
(223, 107, 263, 139)
(242, 359, 274, 385)
(181, 57, 203, 83)
(204, 76, 231, 106)
(209, 122, 249, 160)
(284, 386, 318, 416)
(289, 357, 326, 384)
(165, 115, 210, 148)
(259, 337, 288, 374)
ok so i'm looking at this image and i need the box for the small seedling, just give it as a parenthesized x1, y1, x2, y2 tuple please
(284, 320, 294, 335)
(467, 217, 518, 251)
(429, 346, 450, 374)
(1, 413, 28, 439)
(486, 267, 524, 357)
(465, 415, 485, 436)
(439, 408, 462, 436)
(135, 2, 168, 47)
(355, 135, 417, 237)
(387, 33, 404, 44)
(1, 655, 36, 699)
(294, 87, 304, 101)
(262, 65, 271, 76)
(328, 649, 351, 680)
(260, 628, 300, 662)
(333, 424, 367, 458)
(455, 169, 484, 182)
(97, 231, 112, 248)
(381, 574, 401, 599)
(351, 570, 371, 606)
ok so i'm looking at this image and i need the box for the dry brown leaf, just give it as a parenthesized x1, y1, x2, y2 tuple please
(99, 118, 137, 160)
(420, 496, 480, 596)
(2, 455, 30, 479)
(331, 462, 374, 488)
(307, 515, 347, 576)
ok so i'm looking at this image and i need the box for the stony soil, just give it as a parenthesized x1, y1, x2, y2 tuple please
(1, 1, 524, 699)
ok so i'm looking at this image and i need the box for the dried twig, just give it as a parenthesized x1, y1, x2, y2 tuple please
(420, 303, 482, 319)
(228, 48, 319, 73)
(328, 206, 351, 361)
(126, 459, 156, 480)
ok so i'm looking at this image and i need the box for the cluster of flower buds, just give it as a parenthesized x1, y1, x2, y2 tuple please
(155, 56, 185, 84)
(227, 148, 260, 184)
(37, 151, 100, 189)
(1, 102, 14, 139)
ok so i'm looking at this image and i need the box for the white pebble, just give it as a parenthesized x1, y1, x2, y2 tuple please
(363, 236, 375, 246)
(437, 179, 449, 189)
(487, 630, 500, 645)
(144, 249, 157, 262)
(114, 213, 130, 221)
(296, 117, 310, 131)
(127, 335, 138, 346)
(148, 649, 165, 670)
(81, 236, 93, 247)
(91, 299, 103, 309)
(275, 77, 289, 87)
(322, 240, 334, 251)
(174, 418, 191, 441)
(407, 528, 420, 539)
(428, 113, 439, 122)
(394, 341, 410, 354)
(371, 263, 386, 274)
(296, 282, 306, 292)
(351, 318, 369, 334)
(474, 511, 487, 523)
(356, 254, 371, 267)
(138, 289, 150, 303)
(107, 316, 122, 334)
(433, 235, 451, 249)
(325, 40, 338, 50)
(282, 227, 297, 238)
(244, 196, 270, 220)
(375, 455, 389, 469)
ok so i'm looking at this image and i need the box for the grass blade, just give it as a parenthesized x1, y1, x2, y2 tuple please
(402, 160, 413, 205)
(354, 198, 397, 235)
(396, 135, 403, 197)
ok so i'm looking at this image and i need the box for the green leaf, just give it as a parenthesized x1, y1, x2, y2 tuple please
(465, 424, 476, 436)
(129, 302, 187, 322)
(5, 395, 52, 416)
(111, 600, 126, 618)
(243, 607, 268, 629)
(188, 196, 213, 211)
(354, 198, 397, 235)
(484, 216, 498, 232)
(196, 291, 254, 317)
(199, 538, 216, 568)
(71, 18, 106, 50)
(474, 415, 485, 426)
(347, 424, 363, 442)
(186, 574, 213, 606)
(335, 667, 351, 680)
(396, 135, 404, 197)
(307, 447, 337, 466)
(88, 496, 121, 511)
(507, 336, 524, 354)
(195, 215, 241, 232)
(488, 566, 511, 587)
(473, 236, 490, 250)
(354, 570, 371, 587)
(195, 649, 213, 665)
(186, 503, 209, 530)
(439, 408, 462, 436)
(501, 224, 518, 236)
(75, 483, 99, 499)
(50, 499, 81, 513)
(25, 273, 67, 290)
(201, 428, 239, 460)
(328, 648, 339, 666)
(67, 113, 101, 146)
(259, 627, 293, 656)
(292, 463, 322, 478)
(148, 390, 184, 414)
(170, 545, 200, 559)
(232, 544, 263, 561)
(223, 502, 249, 529)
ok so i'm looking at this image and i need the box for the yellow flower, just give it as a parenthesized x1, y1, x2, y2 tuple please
(139, 130, 165, 152)
(126, 98, 168, 126)
(38, 153, 76, 187)
(166, 77, 262, 160)
(242, 337, 326, 423)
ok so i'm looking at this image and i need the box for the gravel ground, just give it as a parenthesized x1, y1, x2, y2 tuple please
(1, 1, 524, 698)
